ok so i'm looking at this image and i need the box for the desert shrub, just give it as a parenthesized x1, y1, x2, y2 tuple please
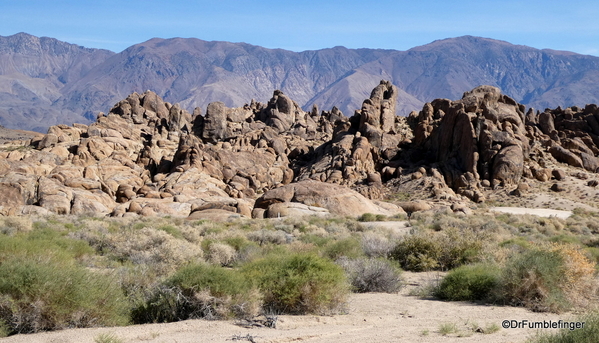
(390, 228, 485, 271)
(390, 234, 441, 271)
(0, 216, 33, 235)
(207, 242, 237, 266)
(499, 237, 533, 250)
(242, 253, 349, 314)
(438, 322, 459, 336)
(0, 230, 94, 263)
(435, 263, 501, 301)
(247, 229, 288, 245)
(157, 225, 184, 239)
(549, 244, 598, 308)
(583, 247, 599, 265)
(361, 232, 394, 258)
(223, 236, 251, 251)
(499, 243, 596, 313)
(0, 257, 128, 334)
(337, 257, 403, 293)
(132, 263, 260, 323)
(299, 234, 331, 247)
(0, 319, 8, 338)
(357, 213, 387, 222)
(358, 213, 377, 222)
(529, 312, 599, 343)
(106, 227, 203, 272)
(324, 237, 363, 260)
(549, 234, 581, 245)
(501, 247, 567, 312)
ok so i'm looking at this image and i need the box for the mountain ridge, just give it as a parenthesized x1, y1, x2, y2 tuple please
(2, 33, 599, 132)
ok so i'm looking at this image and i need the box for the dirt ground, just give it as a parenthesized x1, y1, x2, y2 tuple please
(1, 272, 579, 343)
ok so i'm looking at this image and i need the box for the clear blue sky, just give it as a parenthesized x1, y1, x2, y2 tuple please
(1, 0, 598, 55)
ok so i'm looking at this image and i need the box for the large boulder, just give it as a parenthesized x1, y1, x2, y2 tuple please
(255, 180, 404, 217)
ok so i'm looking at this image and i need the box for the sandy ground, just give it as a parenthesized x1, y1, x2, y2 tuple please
(489, 207, 572, 219)
(1, 272, 578, 343)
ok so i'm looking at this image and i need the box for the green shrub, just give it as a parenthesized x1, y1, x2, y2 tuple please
(357, 213, 388, 222)
(390, 234, 442, 271)
(529, 312, 599, 343)
(390, 228, 484, 271)
(500, 247, 569, 312)
(299, 234, 330, 247)
(157, 225, 183, 239)
(435, 244, 598, 313)
(0, 257, 128, 334)
(0, 229, 94, 262)
(435, 263, 501, 301)
(325, 237, 363, 260)
(358, 213, 377, 222)
(132, 263, 260, 323)
(337, 257, 403, 293)
(242, 253, 349, 314)
(0, 319, 9, 338)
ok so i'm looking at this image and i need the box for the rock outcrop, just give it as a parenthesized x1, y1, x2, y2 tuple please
(254, 180, 405, 218)
(405, 85, 599, 201)
(0, 84, 404, 218)
(2, 80, 599, 218)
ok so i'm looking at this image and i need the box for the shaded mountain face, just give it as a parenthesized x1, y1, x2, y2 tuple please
(2, 33, 599, 132)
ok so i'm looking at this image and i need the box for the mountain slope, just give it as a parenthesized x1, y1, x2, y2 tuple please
(0, 33, 114, 131)
(2, 33, 599, 131)
(58, 39, 389, 120)
(391, 36, 599, 110)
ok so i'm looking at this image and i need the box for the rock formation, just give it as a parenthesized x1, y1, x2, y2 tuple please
(405, 85, 599, 202)
(0, 83, 403, 218)
(2, 80, 599, 218)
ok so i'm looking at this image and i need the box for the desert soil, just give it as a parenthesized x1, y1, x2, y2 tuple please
(1, 272, 575, 343)
(489, 207, 572, 219)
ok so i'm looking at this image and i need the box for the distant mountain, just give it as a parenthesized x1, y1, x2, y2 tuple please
(0, 33, 114, 131)
(2, 33, 599, 132)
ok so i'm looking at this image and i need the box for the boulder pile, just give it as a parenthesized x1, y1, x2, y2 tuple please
(1, 80, 599, 218)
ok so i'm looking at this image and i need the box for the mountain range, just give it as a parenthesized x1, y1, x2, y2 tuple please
(2, 32, 599, 132)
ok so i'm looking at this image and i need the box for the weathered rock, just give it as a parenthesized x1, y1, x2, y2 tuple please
(187, 209, 247, 222)
(255, 180, 404, 217)
(549, 144, 584, 168)
(202, 102, 228, 143)
(4, 81, 599, 219)
(539, 111, 555, 135)
(265, 202, 329, 218)
(409, 85, 529, 200)
(552, 169, 567, 180)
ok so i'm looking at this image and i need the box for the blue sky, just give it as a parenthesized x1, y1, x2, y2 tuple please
(1, 0, 598, 55)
